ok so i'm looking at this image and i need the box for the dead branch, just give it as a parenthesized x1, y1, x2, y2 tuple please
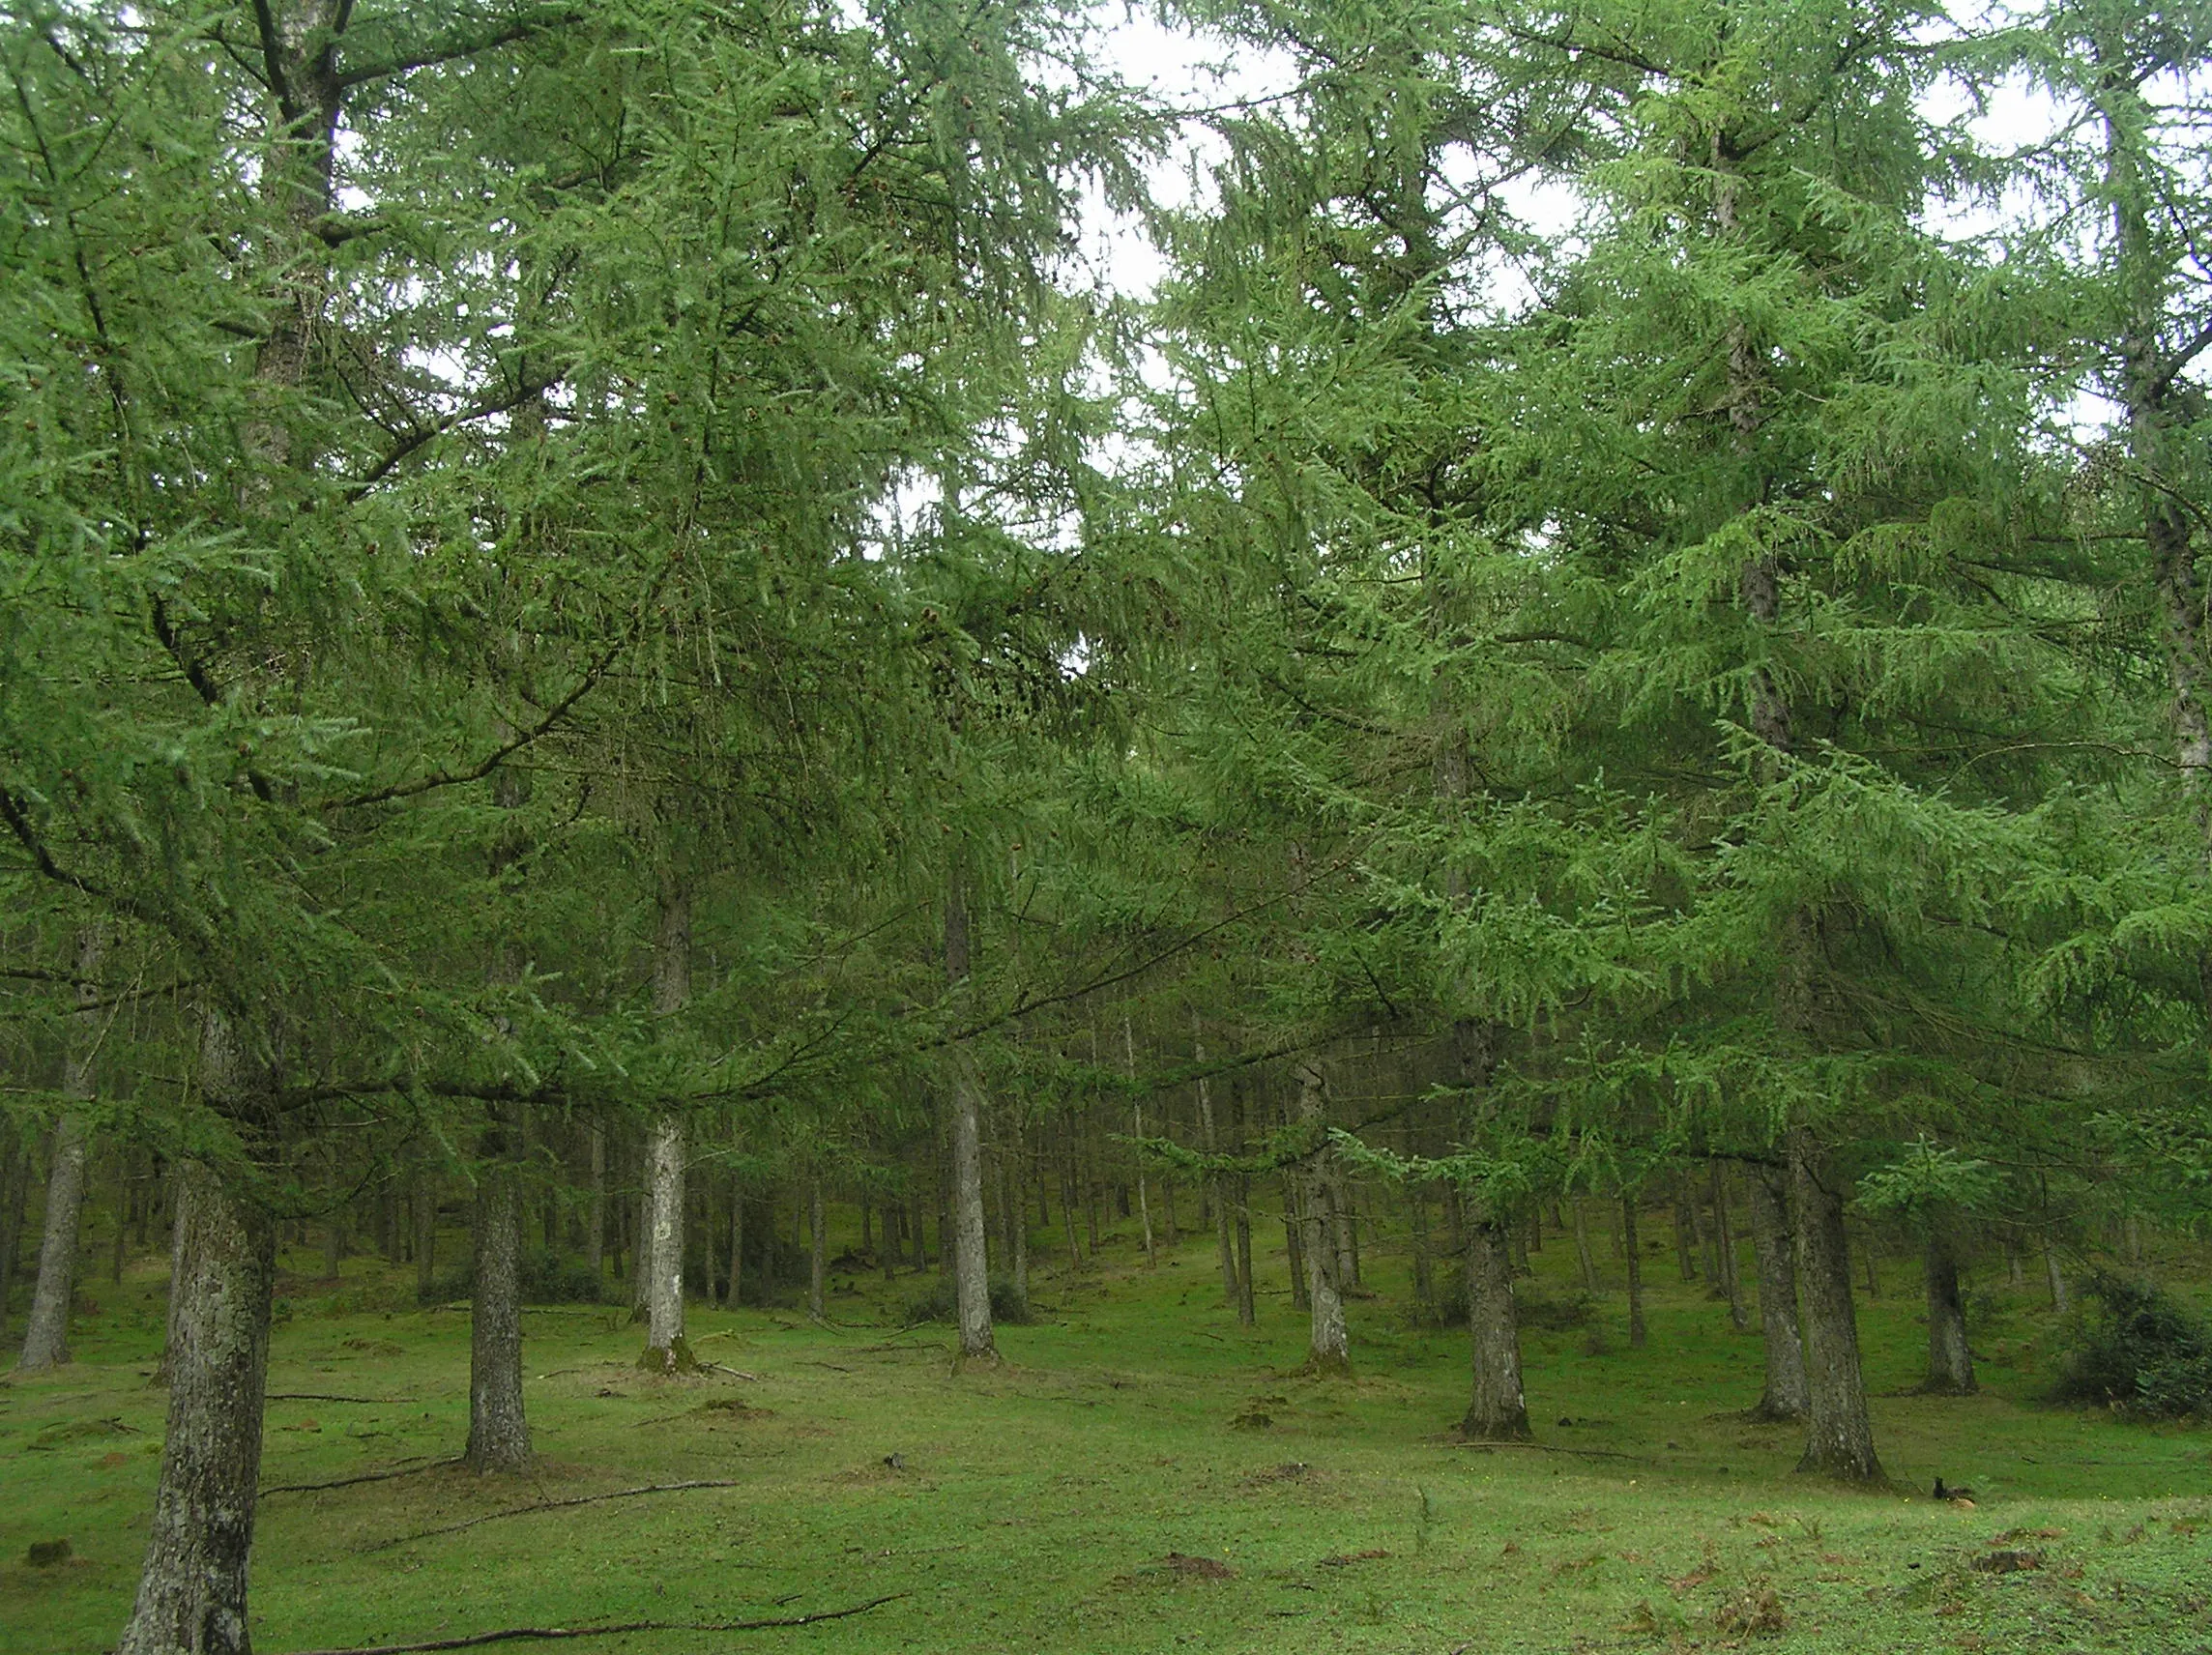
(1437, 1439, 1646, 1461)
(267, 1393, 419, 1405)
(276, 1594, 907, 1655)
(262, 1459, 455, 1496)
(364, 1480, 741, 1552)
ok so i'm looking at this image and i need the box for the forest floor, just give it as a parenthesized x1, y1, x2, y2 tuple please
(3, 1221, 2209, 1655)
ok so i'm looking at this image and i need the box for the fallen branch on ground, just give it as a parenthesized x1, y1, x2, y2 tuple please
(263, 1459, 456, 1496)
(276, 1593, 908, 1654)
(1439, 1439, 1646, 1462)
(364, 1480, 741, 1552)
(268, 1393, 419, 1405)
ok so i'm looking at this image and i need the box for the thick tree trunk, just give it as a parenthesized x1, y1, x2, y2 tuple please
(1745, 1165, 1808, 1421)
(116, 1157, 276, 1655)
(20, 1116, 92, 1370)
(727, 1178, 746, 1309)
(807, 1177, 827, 1321)
(642, 1117, 687, 1362)
(642, 876, 691, 1370)
(1622, 1197, 1647, 1349)
(1790, 1133, 1882, 1481)
(1923, 1229, 1977, 1395)
(944, 872, 997, 1367)
(463, 1161, 530, 1472)
(1461, 1211, 1530, 1440)
(21, 926, 102, 1370)
(1294, 1061, 1350, 1376)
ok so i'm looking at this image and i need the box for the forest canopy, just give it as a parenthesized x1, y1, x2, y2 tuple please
(5, 0, 2212, 1648)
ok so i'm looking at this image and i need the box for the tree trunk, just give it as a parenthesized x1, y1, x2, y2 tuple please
(1674, 1187, 1700, 1282)
(727, 1179, 746, 1309)
(586, 1124, 606, 1284)
(1295, 1060, 1350, 1376)
(1199, 1032, 1239, 1310)
(641, 876, 691, 1371)
(1571, 1197, 1598, 1292)
(1410, 1187, 1434, 1307)
(1712, 1162, 1748, 1331)
(116, 1157, 277, 1655)
(1461, 1211, 1530, 1440)
(1622, 1197, 1646, 1349)
(2045, 1242, 2068, 1314)
(463, 1158, 530, 1472)
(1923, 1229, 1976, 1396)
(1745, 1165, 1808, 1421)
(807, 1176, 827, 1321)
(0, 1134, 24, 1345)
(1790, 1132, 1882, 1481)
(21, 925, 103, 1370)
(945, 871, 997, 1367)
(1234, 1179, 1256, 1326)
(642, 1116, 687, 1362)
(414, 1164, 437, 1300)
(20, 1116, 92, 1370)
(1007, 1115, 1029, 1303)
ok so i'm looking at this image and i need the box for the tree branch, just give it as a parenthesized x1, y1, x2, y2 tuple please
(277, 1596, 907, 1655)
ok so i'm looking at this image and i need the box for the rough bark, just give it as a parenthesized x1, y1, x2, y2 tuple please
(944, 871, 997, 1367)
(20, 926, 103, 1370)
(1461, 1212, 1530, 1439)
(1790, 1133, 1882, 1481)
(463, 1159, 530, 1472)
(117, 1021, 277, 1655)
(1922, 1228, 1977, 1396)
(641, 877, 691, 1371)
(1745, 1164, 1808, 1421)
(20, 1116, 93, 1371)
(1294, 1060, 1350, 1376)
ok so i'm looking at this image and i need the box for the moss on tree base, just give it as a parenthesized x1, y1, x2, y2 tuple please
(638, 1336, 701, 1376)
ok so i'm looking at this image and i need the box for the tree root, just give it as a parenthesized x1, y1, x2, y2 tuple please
(276, 1594, 908, 1654)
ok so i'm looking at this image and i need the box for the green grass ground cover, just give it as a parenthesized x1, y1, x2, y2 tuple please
(4, 1223, 2208, 1654)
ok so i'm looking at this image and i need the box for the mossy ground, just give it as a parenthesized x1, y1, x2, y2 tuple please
(3, 1219, 2208, 1654)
